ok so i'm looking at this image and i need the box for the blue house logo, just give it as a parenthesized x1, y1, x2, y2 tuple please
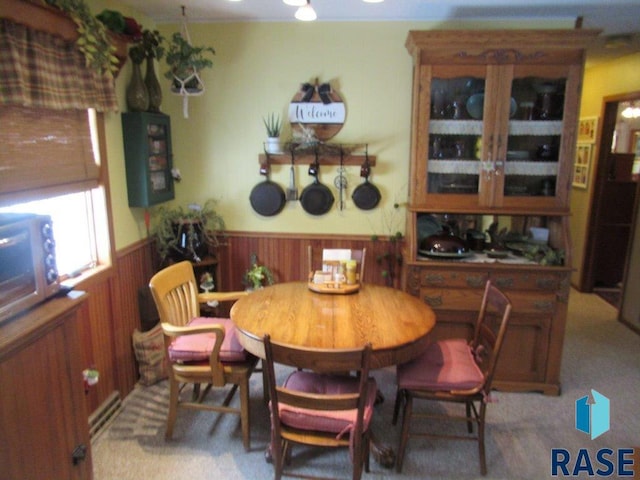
(575, 389, 610, 440)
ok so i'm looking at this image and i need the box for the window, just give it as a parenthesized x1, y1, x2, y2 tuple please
(0, 188, 109, 277)
(0, 108, 111, 280)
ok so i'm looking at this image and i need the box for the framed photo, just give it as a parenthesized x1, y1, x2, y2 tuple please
(573, 143, 593, 189)
(578, 116, 598, 143)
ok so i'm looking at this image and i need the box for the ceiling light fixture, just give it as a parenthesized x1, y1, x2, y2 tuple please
(283, 0, 306, 6)
(362, 0, 384, 3)
(295, 1, 317, 21)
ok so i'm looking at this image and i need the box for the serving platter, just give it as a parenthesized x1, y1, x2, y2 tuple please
(418, 249, 474, 259)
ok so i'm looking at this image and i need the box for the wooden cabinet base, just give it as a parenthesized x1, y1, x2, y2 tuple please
(406, 263, 570, 396)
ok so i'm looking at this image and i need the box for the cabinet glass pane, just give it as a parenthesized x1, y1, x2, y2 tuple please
(505, 77, 566, 197)
(427, 77, 485, 195)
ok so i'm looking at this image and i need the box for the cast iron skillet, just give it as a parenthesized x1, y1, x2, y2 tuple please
(352, 154, 381, 210)
(300, 157, 334, 216)
(250, 163, 286, 217)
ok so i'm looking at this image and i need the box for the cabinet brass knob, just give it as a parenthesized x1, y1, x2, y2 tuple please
(423, 295, 443, 307)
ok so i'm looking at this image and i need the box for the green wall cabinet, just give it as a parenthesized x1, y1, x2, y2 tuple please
(122, 112, 175, 207)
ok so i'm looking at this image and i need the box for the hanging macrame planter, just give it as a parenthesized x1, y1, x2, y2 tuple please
(169, 6, 209, 118)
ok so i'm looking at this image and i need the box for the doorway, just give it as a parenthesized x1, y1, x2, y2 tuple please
(581, 91, 640, 308)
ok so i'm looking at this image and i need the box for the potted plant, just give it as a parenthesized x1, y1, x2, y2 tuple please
(151, 200, 226, 263)
(164, 32, 215, 93)
(263, 113, 282, 154)
(243, 253, 275, 291)
(45, 0, 120, 76)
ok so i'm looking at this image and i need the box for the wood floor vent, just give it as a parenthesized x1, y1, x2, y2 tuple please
(89, 391, 122, 440)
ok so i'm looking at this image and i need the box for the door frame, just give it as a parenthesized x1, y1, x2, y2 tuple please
(581, 91, 640, 297)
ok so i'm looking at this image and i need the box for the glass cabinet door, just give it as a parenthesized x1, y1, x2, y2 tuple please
(427, 75, 486, 196)
(500, 65, 573, 207)
(417, 63, 580, 211)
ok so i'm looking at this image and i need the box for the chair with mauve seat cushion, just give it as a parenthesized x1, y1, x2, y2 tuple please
(263, 334, 377, 480)
(149, 260, 259, 451)
(392, 280, 512, 475)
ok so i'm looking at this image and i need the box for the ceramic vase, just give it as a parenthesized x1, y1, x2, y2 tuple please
(126, 61, 149, 112)
(145, 56, 162, 112)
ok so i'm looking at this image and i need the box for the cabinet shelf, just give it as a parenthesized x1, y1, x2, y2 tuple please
(429, 120, 563, 136)
(427, 160, 558, 176)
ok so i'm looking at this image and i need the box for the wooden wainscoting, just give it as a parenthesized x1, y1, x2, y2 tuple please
(75, 239, 156, 415)
(218, 232, 404, 291)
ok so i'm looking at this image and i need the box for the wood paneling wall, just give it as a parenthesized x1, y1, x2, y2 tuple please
(79, 232, 404, 415)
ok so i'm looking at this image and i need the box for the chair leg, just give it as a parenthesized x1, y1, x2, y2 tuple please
(261, 359, 269, 404)
(392, 387, 404, 425)
(240, 376, 251, 451)
(396, 392, 413, 473)
(466, 401, 474, 433)
(165, 377, 180, 440)
(478, 401, 487, 475)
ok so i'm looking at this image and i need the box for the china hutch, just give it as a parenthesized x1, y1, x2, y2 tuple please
(403, 29, 600, 395)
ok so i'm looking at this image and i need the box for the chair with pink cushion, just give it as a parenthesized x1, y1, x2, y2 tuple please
(263, 334, 376, 480)
(149, 260, 259, 451)
(392, 280, 512, 475)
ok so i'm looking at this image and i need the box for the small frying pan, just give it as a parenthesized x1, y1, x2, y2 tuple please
(300, 153, 334, 216)
(250, 162, 286, 216)
(352, 152, 381, 210)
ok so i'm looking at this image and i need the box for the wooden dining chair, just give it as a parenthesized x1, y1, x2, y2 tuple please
(263, 334, 377, 480)
(148, 260, 259, 451)
(392, 280, 512, 475)
(307, 246, 367, 282)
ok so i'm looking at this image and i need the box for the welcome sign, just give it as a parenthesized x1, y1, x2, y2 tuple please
(289, 81, 346, 141)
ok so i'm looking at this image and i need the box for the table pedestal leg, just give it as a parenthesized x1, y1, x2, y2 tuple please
(370, 431, 396, 469)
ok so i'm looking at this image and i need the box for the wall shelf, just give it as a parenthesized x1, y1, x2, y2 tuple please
(258, 142, 376, 166)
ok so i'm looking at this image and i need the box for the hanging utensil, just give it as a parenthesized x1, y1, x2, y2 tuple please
(300, 150, 335, 215)
(286, 148, 298, 201)
(250, 161, 286, 216)
(352, 147, 381, 210)
(333, 148, 348, 211)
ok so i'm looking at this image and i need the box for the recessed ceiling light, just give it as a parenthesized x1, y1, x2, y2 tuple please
(283, 0, 306, 6)
(363, 0, 384, 3)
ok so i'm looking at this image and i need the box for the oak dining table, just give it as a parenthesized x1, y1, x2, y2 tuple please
(230, 281, 436, 467)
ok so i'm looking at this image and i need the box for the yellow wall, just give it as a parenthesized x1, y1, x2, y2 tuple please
(100, 11, 572, 250)
(569, 52, 640, 288)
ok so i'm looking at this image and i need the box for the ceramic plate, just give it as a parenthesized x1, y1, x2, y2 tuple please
(466, 93, 484, 119)
(418, 249, 474, 259)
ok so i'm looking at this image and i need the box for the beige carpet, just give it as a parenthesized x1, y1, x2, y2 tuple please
(91, 289, 640, 479)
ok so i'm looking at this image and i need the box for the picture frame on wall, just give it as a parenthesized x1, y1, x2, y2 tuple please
(578, 116, 598, 143)
(573, 143, 593, 189)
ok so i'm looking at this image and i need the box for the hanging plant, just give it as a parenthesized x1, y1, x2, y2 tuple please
(164, 32, 215, 92)
(45, 0, 119, 76)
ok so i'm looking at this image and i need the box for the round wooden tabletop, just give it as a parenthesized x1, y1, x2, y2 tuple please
(230, 282, 436, 369)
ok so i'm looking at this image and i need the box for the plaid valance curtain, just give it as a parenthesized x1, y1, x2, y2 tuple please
(0, 18, 118, 112)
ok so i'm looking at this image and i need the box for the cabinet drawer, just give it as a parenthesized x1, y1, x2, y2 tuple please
(420, 287, 484, 310)
(490, 271, 562, 291)
(419, 269, 488, 289)
(506, 290, 557, 314)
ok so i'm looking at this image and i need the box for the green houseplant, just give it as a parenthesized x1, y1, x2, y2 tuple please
(151, 200, 225, 263)
(263, 113, 282, 153)
(164, 32, 215, 92)
(45, 0, 120, 76)
(243, 253, 275, 290)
